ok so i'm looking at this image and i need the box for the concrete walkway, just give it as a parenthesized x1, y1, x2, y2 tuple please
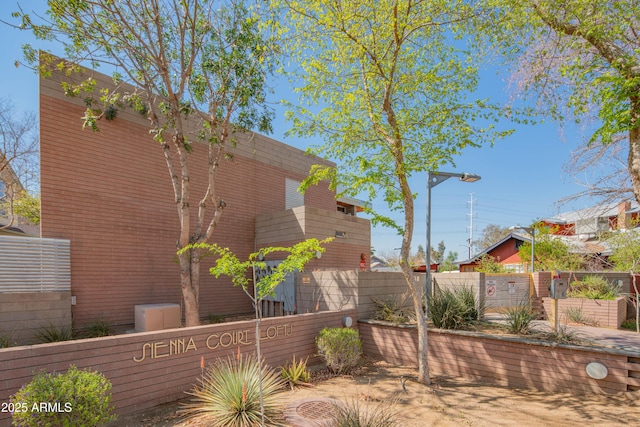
(484, 314, 640, 355)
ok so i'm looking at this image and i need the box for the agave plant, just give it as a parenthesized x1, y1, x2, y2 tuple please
(182, 354, 284, 426)
(280, 355, 311, 390)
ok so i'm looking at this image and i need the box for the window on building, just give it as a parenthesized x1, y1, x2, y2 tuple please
(285, 178, 304, 210)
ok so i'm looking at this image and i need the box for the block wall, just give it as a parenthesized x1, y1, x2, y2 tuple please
(296, 271, 412, 319)
(0, 292, 72, 345)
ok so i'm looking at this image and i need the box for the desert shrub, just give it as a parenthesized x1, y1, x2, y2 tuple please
(545, 325, 582, 344)
(568, 275, 621, 300)
(34, 322, 72, 343)
(207, 313, 226, 324)
(428, 286, 479, 330)
(0, 330, 16, 348)
(502, 303, 536, 334)
(621, 319, 638, 331)
(316, 327, 362, 374)
(371, 293, 414, 324)
(77, 319, 112, 338)
(564, 306, 598, 326)
(182, 355, 284, 426)
(331, 398, 399, 427)
(280, 355, 311, 389)
(10, 365, 116, 427)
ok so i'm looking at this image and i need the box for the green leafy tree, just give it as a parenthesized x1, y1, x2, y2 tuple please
(416, 244, 426, 263)
(607, 229, 640, 332)
(277, 0, 513, 384)
(440, 250, 459, 272)
(485, 0, 640, 204)
(181, 237, 331, 424)
(518, 227, 583, 272)
(430, 241, 446, 265)
(473, 224, 510, 254)
(12, 191, 40, 225)
(0, 98, 39, 229)
(14, 0, 275, 326)
(474, 253, 506, 273)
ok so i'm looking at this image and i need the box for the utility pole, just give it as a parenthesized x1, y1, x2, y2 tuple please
(465, 193, 476, 259)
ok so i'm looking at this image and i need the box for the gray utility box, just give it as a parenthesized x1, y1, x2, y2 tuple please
(135, 303, 181, 332)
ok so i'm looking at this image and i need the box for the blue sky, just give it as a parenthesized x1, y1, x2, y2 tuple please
(0, 2, 596, 261)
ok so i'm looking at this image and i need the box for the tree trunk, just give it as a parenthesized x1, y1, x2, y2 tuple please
(629, 97, 640, 204)
(397, 163, 430, 385)
(179, 249, 200, 327)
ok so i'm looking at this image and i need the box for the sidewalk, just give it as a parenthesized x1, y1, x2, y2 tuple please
(484, 314, 640, 354)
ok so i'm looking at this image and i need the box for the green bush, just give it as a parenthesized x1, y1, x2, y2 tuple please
(428, 286, 480, 330)
(568, 275, 621, 300)
(621, 319, 638, 331)
(502, 303, 536, 334)
(316, 327, 362, 374)
(182, 355, 284, 426)
(280, 355, 311, 390)
(10, 365, 116, 427)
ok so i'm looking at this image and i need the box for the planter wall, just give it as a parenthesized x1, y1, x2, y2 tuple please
(541, 297, 627, 329)
(359, 320, 636, 394)
(0, 309, 357, 426)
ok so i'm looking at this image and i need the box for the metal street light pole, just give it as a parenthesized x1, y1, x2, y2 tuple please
(425, 172, 481, 318)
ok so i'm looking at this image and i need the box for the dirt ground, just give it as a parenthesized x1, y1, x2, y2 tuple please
(113, 360, 640, 427)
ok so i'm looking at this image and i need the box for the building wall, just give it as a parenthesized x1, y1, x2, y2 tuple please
(255, 206, 371, 270)
(0, 292, 71, 345)
(39, 65, 364, 326)
(0, 310, 357, 425)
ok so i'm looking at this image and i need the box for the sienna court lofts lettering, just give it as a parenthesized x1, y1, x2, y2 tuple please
(133, 324, 293, 362)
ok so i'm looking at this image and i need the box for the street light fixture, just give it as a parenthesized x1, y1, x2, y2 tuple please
(425, 171, 481, 317)
(509, 225, 536, 273)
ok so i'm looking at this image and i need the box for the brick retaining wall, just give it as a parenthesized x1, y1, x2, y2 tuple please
(359, 320, 631, 394)
(0, 309, 357, 426)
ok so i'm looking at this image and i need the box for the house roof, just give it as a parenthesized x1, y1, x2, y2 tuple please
(458, 231, 531, 265)
(0, 218, 39, 237)
(545, 201, 640, 225)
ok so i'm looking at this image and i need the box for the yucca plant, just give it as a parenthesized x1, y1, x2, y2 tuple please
(0, 330, 16, 348)
(371, 293, 414, 325)
(502, 303, 536, 334)
(331, 397, 399, 427)
(182, 355, 284, 426)
(280, 355, 311, 390)
(428, 287, 479, 330)
(78, 319, 112, 338)
(34, 322, 72, 343)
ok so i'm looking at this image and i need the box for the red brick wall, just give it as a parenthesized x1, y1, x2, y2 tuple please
(0, 309, 357, 425)
(39, 69, 352, 326)
(359, 321, 632, 394)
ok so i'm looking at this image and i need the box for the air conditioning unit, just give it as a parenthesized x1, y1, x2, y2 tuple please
(134, 303, 181, 332)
